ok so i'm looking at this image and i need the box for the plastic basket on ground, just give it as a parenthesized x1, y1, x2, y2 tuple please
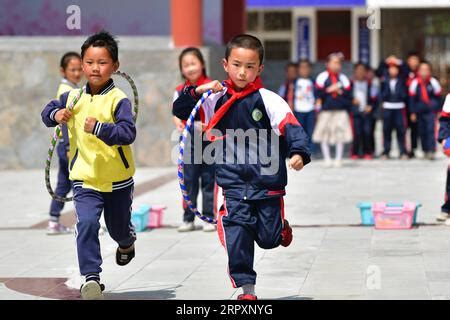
(372, 202, 420, 230)
(357, 202, 421, 226)
(131, 204, 150, 232)
(147, 205, 166, 229)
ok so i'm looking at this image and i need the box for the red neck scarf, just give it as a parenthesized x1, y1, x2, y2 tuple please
(204, 77, 264, 141)
(186, 74, 209, 87)
(176, 74, 210, 93)
(328, 69, 339, 98)
(286, 80, 295, 110)
(418, 76, 431, 105)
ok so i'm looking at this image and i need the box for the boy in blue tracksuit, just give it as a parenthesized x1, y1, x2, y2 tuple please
(409, 61, 442, 160)
(173, 34, 311, 300)
(41, 31, 137, 300)
(437, 94, 450, 224)
(380, 62, 408, 159)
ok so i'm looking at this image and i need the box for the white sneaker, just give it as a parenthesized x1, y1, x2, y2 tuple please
(445, 218, 450, 226)
(80, 280, 104, 300)
(333, 160, 343, 168)
(436, 212, 449, 222)
(46, 221, 72, 235)
(178, 222, 195, 232)
(323, 160, 332, 168)
(202, 222, 216, 232)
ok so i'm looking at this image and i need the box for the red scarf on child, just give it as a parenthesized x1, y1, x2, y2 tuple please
(204, 76, 264, 141)
(417, 76, 431, 105)
(176, 74, 210, 92)
(328, 69, 339, 98)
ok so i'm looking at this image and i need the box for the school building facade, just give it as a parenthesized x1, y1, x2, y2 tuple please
(244, 0, 449, 91)
(0, 0, 448, 169)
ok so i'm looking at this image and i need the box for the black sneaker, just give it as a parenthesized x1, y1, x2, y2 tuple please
(80, 280, 105, 300)
(116, 245, 135, 266)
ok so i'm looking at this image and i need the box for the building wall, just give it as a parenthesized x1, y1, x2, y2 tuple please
(0, 0, 171, 36)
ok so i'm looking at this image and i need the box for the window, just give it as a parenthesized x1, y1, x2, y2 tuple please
(264, 40, 291, 60)
(247, 11, 259, 31)
(263, 11, 292, 31)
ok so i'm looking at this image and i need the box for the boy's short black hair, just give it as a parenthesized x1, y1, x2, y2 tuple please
(407, 50, 420, 59)
(298, 58, 311, 67)
(419, 60, 432, 70)
(60, 51, 81, 70)
(225, 34, 264, 64)
(81, 30, 118, 62)
(353, 62, 368, 70)
(285, 61, 298, 70)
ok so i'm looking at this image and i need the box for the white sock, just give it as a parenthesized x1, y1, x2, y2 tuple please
(335, 143, 344, 161)
(321, 142, 331, 162)
(242, 284, 255, 295)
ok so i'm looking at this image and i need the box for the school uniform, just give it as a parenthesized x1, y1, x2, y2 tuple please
(376, 60, 419, 154)
(278, 79, 296, 111)
(173, 77, 311, 287)
(438, 95, 450, 213)
(41, 79, 136, 276)
(291, 77, 316, 152)
(409, 77, 442, 153)
(312, 70, 353, 145)
(351, 79, 378, 157)
(380, 76, 408, 156)
(405, 67, 420, 154)
(174, 75, 216, 222)
(49, 79, 77, 219)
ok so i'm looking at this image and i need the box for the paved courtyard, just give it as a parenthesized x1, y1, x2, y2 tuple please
(1, 157, 450, 300)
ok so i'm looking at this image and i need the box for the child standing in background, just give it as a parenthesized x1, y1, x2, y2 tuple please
(292, 59, 316, 153)
(380, 62, 408, 159)
(278, 62, 299, 111)
(47, 52, 82, 235)
(350, 63, 378, 159)
(173, 47, 216, 232)
(409, 61, 442, 160)
(313, 52, 353, 168)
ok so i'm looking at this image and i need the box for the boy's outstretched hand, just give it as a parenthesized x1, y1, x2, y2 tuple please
(195, 80, 224, 95)
(289, 154, 304, 171)
(55, 109, 72, 124)
(84, 117, 97, 134)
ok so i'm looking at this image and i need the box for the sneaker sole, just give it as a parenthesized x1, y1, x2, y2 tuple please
(177, 226, 196, 232)
(46, 230, 72, 235)
(80, 281, 104, 300)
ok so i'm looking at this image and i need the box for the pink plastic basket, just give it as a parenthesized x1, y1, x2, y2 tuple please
(372, 202, 416, 229)
(147, 205, 166, 229)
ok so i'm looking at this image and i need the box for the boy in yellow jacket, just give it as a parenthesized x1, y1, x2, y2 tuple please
(41, 31, 136, 300)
